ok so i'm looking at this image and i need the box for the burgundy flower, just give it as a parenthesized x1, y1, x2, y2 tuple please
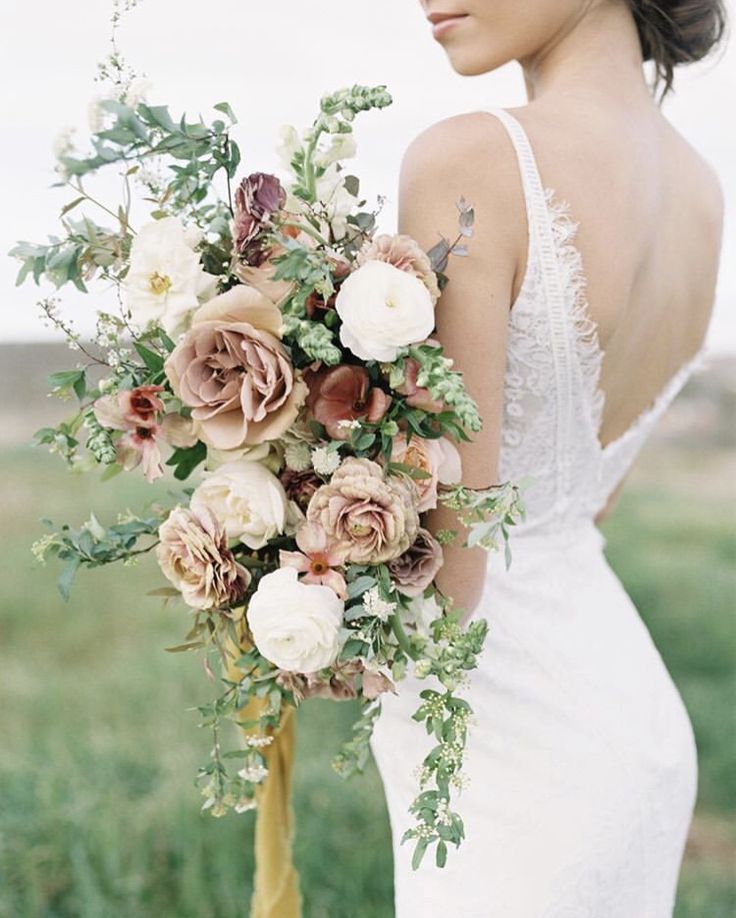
(232, 172, 287, 267)
(305, 364, 391, 440)
(280, 467, 322, 512)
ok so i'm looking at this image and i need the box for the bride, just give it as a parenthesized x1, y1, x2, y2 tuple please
(368, 0, 726, 915)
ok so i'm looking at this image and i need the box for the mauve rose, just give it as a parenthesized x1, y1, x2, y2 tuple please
(306, 457, 419, 564)
(164, 285, 308, 450)
(155, 505, 251, 610)
(232, 172, 286, 267)
(305, 365, 390, 440)
(388, 527, 444, 598)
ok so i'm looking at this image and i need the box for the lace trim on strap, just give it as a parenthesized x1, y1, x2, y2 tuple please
(485, 108, 588, 517)
(545, 188, 606, 440)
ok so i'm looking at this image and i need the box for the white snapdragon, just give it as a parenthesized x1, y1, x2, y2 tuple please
(316, 164, 357, 240)
(246, 567, 344, 672)
(122, 216, 218, 336)
(314, 133, 357, 169)
(336, 260, 435, 362)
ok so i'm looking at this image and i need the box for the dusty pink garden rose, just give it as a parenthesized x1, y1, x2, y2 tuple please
(155, 505, 251, 611)
(164, 285, 308, 450)
(388, 433, 462, 512)
(306, 457, 419, 564)
(305, 364, 390, 440)
(388, 527, 444, 598)
(356, 233, 440, 305)
(279, 520, 349, 598)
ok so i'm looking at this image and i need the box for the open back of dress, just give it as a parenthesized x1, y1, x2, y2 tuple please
(369, 107, 701, 918)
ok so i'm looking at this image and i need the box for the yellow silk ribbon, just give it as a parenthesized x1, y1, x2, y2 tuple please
(224, 631, 302, 918)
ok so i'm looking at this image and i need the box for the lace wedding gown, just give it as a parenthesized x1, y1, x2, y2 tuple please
(369, 106, 705, 917)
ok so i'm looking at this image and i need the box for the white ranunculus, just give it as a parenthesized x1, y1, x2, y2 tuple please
(190, 460, 289, 550)
(123, 216, 218, 337)
(336, 259, 435, 362)
(247, 567, 344, 672)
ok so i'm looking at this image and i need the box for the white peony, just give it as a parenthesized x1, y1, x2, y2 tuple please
(247, 567, 344, 672)
(190, 460, 289, 550)
(123, 216, 218, 336)
(336, 259, 435, 362)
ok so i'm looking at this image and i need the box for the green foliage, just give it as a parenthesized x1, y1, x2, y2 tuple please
(34, 510, 164, 600)
(1, 447, 733, 913)
(165, 441, 207, 480)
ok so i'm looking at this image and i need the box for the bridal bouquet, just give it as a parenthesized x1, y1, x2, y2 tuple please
(15, 62, 524, 871)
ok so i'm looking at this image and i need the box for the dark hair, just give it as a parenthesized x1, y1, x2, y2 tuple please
(628, 0, 729, 102)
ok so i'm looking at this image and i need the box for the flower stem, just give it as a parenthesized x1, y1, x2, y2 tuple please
(390, 611, 418, 661)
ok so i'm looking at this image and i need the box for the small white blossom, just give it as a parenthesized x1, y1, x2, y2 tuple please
(363, 585, 396, 623)
(238, 763, 269, 784)
(235, 797, 258, 814)
(336, 418, 361, 431)
(311, 446, 341, 476)
(244, 734, 274, 749)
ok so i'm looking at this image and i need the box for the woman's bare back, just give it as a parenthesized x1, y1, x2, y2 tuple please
(505, 98, 724, 447)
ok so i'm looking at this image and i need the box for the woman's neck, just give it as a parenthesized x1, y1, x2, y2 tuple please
(519, 1, 656, 110)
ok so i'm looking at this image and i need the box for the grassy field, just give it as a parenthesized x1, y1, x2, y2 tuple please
(0, 444, 733, 917)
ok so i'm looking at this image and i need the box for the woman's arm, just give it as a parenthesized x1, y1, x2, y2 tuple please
(395, 113, 527, 626)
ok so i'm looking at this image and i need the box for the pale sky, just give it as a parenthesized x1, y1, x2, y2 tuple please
(1, 0, 733, 350)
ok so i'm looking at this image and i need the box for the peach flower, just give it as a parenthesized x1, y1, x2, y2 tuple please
(164, 285, 307, 450)
(279, 521, 349, 598)
(388, 433, 462, 512)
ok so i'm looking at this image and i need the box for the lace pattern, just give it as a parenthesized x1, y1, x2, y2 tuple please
(483, 106, 705, 534)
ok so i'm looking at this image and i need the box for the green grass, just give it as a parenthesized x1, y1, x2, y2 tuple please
(0, 446, 733, 917)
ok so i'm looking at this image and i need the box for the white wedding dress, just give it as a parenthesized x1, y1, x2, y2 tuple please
(369, 106, 705, 917)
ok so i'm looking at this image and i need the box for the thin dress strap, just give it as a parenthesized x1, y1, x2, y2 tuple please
(481, 106, 579, 515)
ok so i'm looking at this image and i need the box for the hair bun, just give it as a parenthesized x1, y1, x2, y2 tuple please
(630, 0, 729, 100)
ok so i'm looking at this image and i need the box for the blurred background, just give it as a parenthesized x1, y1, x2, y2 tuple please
(1, 1, 734, 915)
